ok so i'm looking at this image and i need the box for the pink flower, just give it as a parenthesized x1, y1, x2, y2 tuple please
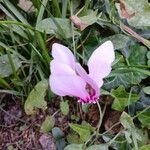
(49, 41, 115, 104)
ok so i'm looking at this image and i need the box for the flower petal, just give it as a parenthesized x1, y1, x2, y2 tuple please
(52, 43, 75, 69)
(87, 41, 115, 87)
(50, 60, 76, 75)
(49, 75, 90, 99)
(75, 63, 100, 98)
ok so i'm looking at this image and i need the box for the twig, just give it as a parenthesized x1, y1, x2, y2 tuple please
(120, 23, 150, 48)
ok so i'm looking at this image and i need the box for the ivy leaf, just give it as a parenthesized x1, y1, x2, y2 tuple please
(104, 70, 146, 89)
(111, 86, 139, 111)
(0, 54, 21, 77)
(101, 34, 131, 50)
(52, 127, 66, 150)
(40, 115, 55, 133)
(147, 51, 150, 65)
(69, 122, 94, 142)
(147, 51, 150, 59)
(143, 87, 150, 95)
(64, 144, 83, 150)
(67, 133, 82, 144)
(64, 144, 108, 150)
(138, 145, 150, 150)
(120, 112, 135, 129)
(116, 0, 150, 27)
(84, 34, 131, 64)
(137, 111, 150, 129)
(36, 18, 78, 38)
(24, 79, 48, 115)
(120, 112, 142, 149)
(104, 44, 148, 89)
(87, 144, 108, 150)
(136, 91, 150, 110)
(137, 129, 149, 146)
(128, 45, 148, 65)
(80, 10, 99, 26)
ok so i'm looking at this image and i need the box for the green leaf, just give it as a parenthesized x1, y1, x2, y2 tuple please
(52, 127, 66, 150)
(0, 54, 21, 77)
(137, 111, 150, 129)
(64, 144, 83, 150)
(104, 68, 147, 89)
(60, 101, 69, 115)
(71, 115, 80, 122)
(111, 86, 139, 111)
(67, 133, 81, 144)
(40, 115, 55, 133)
(36, 0, 49, 24)
(104, 44, 148, 89)
(116, 0, 150, 27)
(52, 127, 64, 139)
(101, 34, 131, 50)
(138, 145, 150, 150)
(87, 144, 108, 150)
(31, 0, 41, 9)
(143, 87, 150, 95)
(2, 0, 29, 25)
(147, 51, 150, 59)
(69, 122, 94, 142)
(105, 136, 128, 150)
(128, 45, 148, 65)
(24, 79, 48, 115)
(36, 18, 76, 38)
(120, 112, 135, 129)
(84, 36, 99, 61)
(124, 131, 132, 143)
(137, 130, 149, 146)
(148, 60, 150, 66)
(80, 11, 99, 26)
(120, 112, 142, 149)
(11, 25, 28, 39)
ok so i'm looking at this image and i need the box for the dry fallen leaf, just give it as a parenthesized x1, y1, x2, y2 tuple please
(70, 15, 88, 31)
(18, 0, 35, 12)
(119, 0, 135, 19)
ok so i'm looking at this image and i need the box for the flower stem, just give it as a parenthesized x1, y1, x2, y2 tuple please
(108, 130, 122, 145)
(96, 101, 107, 137)
(84, 102, 107, 146)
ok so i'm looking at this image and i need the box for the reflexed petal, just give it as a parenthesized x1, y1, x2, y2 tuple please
(50, 60, 76, 75)
(75, 63, 100, 98)
(89, 63, 110, 87)
(52, 43, 75, 69)
(49, 75, 90, 99)
(87, 41, 115, 86)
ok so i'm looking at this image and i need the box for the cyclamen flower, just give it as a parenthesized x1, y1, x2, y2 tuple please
(49, 41, 115, 104)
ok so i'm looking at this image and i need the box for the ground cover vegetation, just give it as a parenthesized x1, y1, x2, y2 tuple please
(0, 0, 150, 149)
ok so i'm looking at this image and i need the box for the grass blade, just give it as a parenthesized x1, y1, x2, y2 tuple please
(2, 0, 29, 25)
(36, 0, 49, 25)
